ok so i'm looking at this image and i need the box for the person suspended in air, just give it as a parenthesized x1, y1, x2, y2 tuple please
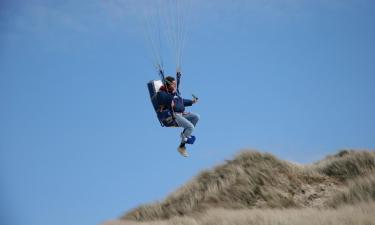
(147, 70, 199, 157)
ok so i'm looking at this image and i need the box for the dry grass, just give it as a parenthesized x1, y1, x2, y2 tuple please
(104, 202, 375, 225)
(313, 150, 375, 180)
(328, 174, 375, 207)
(123, 151, 311, 221)
(114, 149, 375, 223)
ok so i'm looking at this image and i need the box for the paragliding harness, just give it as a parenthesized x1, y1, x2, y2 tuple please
(147, 69, 178, 127)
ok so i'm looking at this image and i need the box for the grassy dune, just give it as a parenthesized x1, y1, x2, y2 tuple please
(104, 202, 375, 225)
(328, 174, 375, 207)
(104, 150, 375, 225)
(313, 150, 375, 180)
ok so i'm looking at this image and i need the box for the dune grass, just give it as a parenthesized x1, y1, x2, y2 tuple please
(104, 202, 375, 225)
(313, 150, 375, 180)
(118, 149, 375, 223)
(123, 151, 308, 221)
(328, 174, 375, 207)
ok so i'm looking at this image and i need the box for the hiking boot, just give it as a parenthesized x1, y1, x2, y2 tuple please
(177, 143, 188, 157)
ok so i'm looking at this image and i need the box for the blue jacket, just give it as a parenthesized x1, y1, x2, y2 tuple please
(157, 88, 193, 113)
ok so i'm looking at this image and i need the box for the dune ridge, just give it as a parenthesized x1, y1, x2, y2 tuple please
(104, 149, 375, 225)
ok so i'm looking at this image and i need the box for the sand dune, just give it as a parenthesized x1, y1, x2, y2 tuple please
(103, 149, 375, 225)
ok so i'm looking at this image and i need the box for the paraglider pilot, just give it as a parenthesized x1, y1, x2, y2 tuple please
(157, 72, 199, 157)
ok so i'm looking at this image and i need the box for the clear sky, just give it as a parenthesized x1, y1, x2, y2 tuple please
(1, 0, 374, 225)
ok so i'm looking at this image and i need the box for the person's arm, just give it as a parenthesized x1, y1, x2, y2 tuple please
(183, 96, 198, 106)
(183, 99, 193, 107)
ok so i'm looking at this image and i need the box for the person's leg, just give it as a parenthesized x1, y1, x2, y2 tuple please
(174, 114, 192, 157)
(183, 112, 200, 127)
(174, 113, 194, 141)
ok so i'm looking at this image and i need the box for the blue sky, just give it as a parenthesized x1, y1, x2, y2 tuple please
(1, 0, 375, 225)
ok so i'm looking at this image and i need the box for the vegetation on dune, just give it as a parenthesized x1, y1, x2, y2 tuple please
(120, 149, 375, 222)
(313, 150, 375, 180)
(328, 174, 375, 207)
(105, 202, 375, 225)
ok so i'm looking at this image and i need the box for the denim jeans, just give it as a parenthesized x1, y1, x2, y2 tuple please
(174, 112, 200, 142)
